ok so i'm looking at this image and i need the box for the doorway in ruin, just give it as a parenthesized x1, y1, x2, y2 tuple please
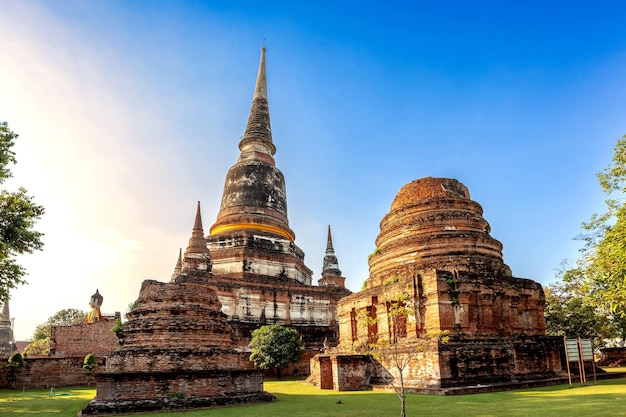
(319, 356, 334, 389)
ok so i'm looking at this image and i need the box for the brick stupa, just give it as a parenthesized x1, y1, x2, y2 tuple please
(309, 177, 564, 391)
(81, 217, 274, 415)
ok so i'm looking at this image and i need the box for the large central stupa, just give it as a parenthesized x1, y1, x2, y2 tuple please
(179, 48, 350, 372)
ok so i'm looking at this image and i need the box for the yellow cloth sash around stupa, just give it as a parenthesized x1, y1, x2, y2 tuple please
(210, 222, 294, 242)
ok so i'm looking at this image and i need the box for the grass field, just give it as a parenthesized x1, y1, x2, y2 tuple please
(0, 386, 95, 416)
(1, 370, 625, 417)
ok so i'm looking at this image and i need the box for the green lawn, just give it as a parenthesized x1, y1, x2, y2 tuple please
(1, 374, 625, 417)
(0, 386, 95, 416)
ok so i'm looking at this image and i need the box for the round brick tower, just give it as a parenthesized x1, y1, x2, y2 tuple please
(367, 177, 511, 287)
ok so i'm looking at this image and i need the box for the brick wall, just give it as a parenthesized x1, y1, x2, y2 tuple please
(0, 355, 106, 389)
(600, 347, 626, 366)
(437, 335, 564, 387)
(50, 316, 119, 357)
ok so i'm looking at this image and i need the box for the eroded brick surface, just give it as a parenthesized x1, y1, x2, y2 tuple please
(50, 318, 118, 358)
(81, 279, 274, 415)
(310, 178, 564, 391)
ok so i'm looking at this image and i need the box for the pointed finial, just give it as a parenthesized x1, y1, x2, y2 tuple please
(254, 47, 268, 100)
(238, 46, 276, 159)
(327, 225, 333, 250)
(193, 201, 203, 232)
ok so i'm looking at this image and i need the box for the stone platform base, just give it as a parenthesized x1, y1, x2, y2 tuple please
(80, 369, 275, 415)
(81, 391, 275, 415)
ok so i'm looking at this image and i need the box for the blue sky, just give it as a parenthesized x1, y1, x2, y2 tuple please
(1, 1, 625, 340)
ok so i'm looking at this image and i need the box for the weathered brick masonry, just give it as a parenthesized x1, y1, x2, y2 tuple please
(0, 318, 117, 389)
(0, 356, 105, 389)
(310, 177, 564, 391)
(81, 278, 274, 415)
(50, 316, 119, 358)
(83, 46, 349, 414)
(169, 47, 350, 375)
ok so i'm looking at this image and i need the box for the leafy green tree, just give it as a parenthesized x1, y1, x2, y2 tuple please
(249, 324, 303, 379)
(23, 338, 49, 356)
(0, 122, 45, 302)
(544, 283, 610, 346)
(546, 262, 626, 347)
(573, 134, 626, 315)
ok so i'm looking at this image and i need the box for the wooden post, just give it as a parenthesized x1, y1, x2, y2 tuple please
(564, 337, 573, 387)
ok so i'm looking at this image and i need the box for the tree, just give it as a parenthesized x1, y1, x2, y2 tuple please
(572, 134, 626, 316)
(0, 122, 45, 302)
(371, 296, 412, 417)
(249, 324, 303, 379)
(352, 292, 421, 417)
(6, 352, 24, 389)
(546, 262, 626, 347)
(544, 282, 612, 346)
(23, 338, 49, 356)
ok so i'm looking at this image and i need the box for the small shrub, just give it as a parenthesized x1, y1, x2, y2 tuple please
(111, 318, 122, 333)
(83, 353, 97, 386)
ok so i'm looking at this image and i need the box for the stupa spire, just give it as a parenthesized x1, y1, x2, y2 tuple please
(185, 202, 207, 256)
(322, 225, 342, 276)
(0, 296, 15, 356)
(171, 248, 183, 282)
(182, 202, 211, 272)
(238, 47, 276, 163)
(0, 298, 9, 323)
(318, 225, 346, 288)
(209, 48, 295, 243)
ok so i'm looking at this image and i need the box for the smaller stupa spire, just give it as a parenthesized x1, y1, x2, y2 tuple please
(171, 248, 183, 282)
(318, 225, 346, 288)
(182, 202, 211, 272)
(0, 296, 15, 356)
(0, 298, 10, 323)
(185, 201, 208, 256)
(322, 225, 342, 277)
